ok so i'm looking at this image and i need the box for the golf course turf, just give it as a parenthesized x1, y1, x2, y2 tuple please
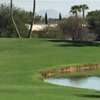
(0, 38, 100, 100)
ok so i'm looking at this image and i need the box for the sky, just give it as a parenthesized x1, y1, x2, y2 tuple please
(0, 0, 100, 18)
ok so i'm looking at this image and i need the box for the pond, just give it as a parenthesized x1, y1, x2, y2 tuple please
(44, 77, 100, 91)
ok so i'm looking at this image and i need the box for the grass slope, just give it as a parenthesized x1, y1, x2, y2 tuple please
(0, 38, 100, 100)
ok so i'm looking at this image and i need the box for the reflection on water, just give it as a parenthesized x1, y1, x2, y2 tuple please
(44, 77, 100, 91)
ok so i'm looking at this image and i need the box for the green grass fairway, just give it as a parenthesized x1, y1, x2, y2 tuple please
(0, 38, 100, 100)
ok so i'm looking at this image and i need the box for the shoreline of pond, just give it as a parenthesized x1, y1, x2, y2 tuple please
(40, 64, 100, 79)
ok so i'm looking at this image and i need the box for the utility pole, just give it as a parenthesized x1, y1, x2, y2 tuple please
(28, 0, 36, 38)
(10, 0, 21, 38)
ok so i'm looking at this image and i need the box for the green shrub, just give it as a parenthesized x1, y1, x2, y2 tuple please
(32, 26, 63, 39)
(0, 4, 30, 38)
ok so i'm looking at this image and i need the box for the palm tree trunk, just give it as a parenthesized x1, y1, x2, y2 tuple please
(11, 0, 21, 38)
(27, 0, 36, 38)
(83, 10, 85, 19)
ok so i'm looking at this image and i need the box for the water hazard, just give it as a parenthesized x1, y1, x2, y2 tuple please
(44, 77, 100, 91)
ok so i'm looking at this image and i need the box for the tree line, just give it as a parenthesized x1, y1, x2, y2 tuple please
(0, 3, 100, 41)
(58, 4, 100, 41)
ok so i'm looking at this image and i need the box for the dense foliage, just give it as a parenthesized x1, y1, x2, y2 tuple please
(86, 10, 100, 40)
(0, 4, 30, 38)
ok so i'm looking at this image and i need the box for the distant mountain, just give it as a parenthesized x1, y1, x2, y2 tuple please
(36, 9, 66, 19)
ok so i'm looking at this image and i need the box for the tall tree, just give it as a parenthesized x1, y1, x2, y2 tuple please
(28, 0, 36, 38)
(87, 10, 100, 40)
(59, 13, 62, 20)
(70, 5, 81, 19)
(45, 12, 48, 24)
(11, 0, 21, 38)
(80, 4, 89, 19)
(58, 16, 88, 41)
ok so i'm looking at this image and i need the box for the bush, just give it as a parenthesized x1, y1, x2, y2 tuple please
(32, 25, 63, 39)
(58, 16, 88, 41)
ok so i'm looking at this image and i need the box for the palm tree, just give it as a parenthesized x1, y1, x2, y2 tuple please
(70, 5, 81, 19)
(28, 0, 36, 38)
(11, 0, 21, 38)
(80, 4, 89, 19)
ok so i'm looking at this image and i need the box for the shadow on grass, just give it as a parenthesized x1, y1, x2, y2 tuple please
(76, 94, 100, 98)
(48, 40, 100, 47)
